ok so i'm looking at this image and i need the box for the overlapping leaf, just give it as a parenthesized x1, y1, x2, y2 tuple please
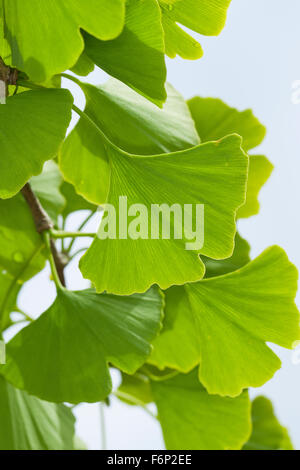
(2, 287, 163, 403)
(152, 370, 251, 450)
(243, 397, 293, 450)
(159, 0, 231, 59)
(0, 269, 21, 331)
(0, 89, 72, 199)
(79, 135, 247, 295)
(59, 79, 199, 204)
(2, 0, 125, 82)
(188, 96, 273, 218)
(84, 0, 167, 105)
(203, 232, 250, 278)
(0, 376, 75, 450)
(30, 161, 66, 224)
(149, 246, 300, 397)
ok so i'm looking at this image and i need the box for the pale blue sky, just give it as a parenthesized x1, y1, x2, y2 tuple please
(15, 0, 300, 450)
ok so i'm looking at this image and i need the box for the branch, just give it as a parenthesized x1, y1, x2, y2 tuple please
(21, 183, 67, 287)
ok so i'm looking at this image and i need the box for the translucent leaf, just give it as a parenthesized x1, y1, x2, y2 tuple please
(188, 96, 266, 152)
(117, 373, 153, 406)
(61, 182, 97, 218)
(30, 161, 66, 224)
(243, 397, 293, 450)
(188, 96, 273, 218)
(79, 135, 248, 295)
(0, 89, 73, 199)
(0, 376, 75, 450)
(159, 0, 231, 59)
(84, 0, 167, 106)
(0, 194, 46, 282)
(2, 287, 163, 404)
(0, 269, 21, 331)
(3, 0, 125, 82)
(203, 232, 250, 278)
(59, 79, 200, 204)
(149, 246, 300, 397)
(152, 370, 251, 450)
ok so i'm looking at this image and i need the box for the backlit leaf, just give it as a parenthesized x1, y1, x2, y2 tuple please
(0, 376, 75, 450)
(2, 287, 163, 403)
(79, 135, 248, 295)
(3, 0, 125, 82)
(84, 0, 167, 106)
(0, 89, 73, 199)
(59, 79, 200, 205)
(159, 0, 231, 60)
(152, 370, 251, 450)
(243, 396, 293, 450)
(149, 246, 300, 397)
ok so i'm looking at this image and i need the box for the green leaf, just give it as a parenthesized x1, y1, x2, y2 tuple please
(3, 0, 125, 82)
(149, 246, 300, 397)
(159, 0, 231, 60)
(2, 287, 163, 404)
(243, 396, 293, 450)
(0, 89, 73, 199)
(237, 155, 273, 219)
(30, 161, 66, 224)
(152, 370, 251, 450)
(203, 232, 250, 278)
(84, 0, 167, 106)
(61, 182, 97, 218)
(79, 135, 248, 295)
(188, 96, 266, 151)
(188, 96, 273, 218)
(0, 270, 21, 331)
(117, 373, 153, 406)
(0, 376, 75, 450)
(59, 79, 200, 205)
(70, 51, 95, 77)
(0, 194, 46, 283)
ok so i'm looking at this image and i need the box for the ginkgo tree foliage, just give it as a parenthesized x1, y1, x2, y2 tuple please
(0, 0, 298, 451)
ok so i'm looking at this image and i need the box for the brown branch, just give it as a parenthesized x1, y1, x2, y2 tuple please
(21, 183, 67, 287)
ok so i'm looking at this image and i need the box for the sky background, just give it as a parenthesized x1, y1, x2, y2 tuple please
(10, 0, 300, 450)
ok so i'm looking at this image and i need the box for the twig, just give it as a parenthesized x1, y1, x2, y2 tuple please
(21, 183, 67, 287)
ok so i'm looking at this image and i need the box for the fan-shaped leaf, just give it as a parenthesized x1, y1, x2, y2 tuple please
(159, 0, 231, 60)
(152, 370, 251, 450)
(3, 0, 125, 82)
(243, 397, 293, 450)
(0, 89, 73, 199)
(2, 287, 163, 403)
(79, 135, 248, 295)
(150, 246, 300, 396)
(59, 79, 200, 205)
(84, 0, 166, 106)
(0, 376, 75, 450)
(188, 96, 273, 218)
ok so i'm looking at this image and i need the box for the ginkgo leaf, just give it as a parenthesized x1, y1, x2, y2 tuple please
(59, 79, 200, 205)
(188, 97, 266, 151)
(3, 0, 125, 82)
(30, 161, 66, 224)
(79, 135, 248, 295)
(117, 373, 153, 406)
(0, 89, 73, 199)
(61, 182, 97, 218)
(243, 396, 293, 451)
(151, 370, 251, 450)
(149, 246, 300, 397)
(84, 0, 167, 106)
(0, 270, 21, 331)
(203, 233, 250, 278)
(0, 376, 75, 450)
(159, 0, 231, 60)
(188, 96, 273, 218)
(0, 194, 46, 283)
(2, 287, 163, 404)
(237, 155, 273, 218)
(70, 51, 95, 77)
